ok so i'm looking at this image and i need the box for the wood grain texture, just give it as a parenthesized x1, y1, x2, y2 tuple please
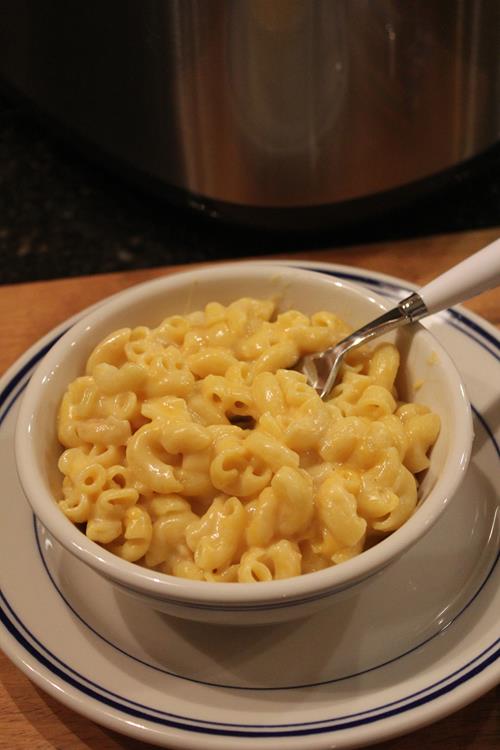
(0, 227, 499, 749)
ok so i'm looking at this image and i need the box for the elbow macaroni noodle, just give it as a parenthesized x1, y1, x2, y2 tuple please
(56, 298, 440, 582)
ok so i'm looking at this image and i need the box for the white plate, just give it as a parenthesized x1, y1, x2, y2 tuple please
(1, 262, 498, 750)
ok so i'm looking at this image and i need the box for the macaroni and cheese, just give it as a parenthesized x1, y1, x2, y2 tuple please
(56, 298, 440, 582)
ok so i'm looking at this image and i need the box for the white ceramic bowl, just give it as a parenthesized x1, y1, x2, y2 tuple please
(15, 262, 473, 625)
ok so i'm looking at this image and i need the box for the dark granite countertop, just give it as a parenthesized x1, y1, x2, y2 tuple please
(1, 90, 499, 286)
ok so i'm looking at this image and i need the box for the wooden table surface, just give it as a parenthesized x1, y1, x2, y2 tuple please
(1, 228, 499, 749)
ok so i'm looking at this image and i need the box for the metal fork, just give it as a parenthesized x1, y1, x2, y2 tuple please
(299, 238, 500, 400)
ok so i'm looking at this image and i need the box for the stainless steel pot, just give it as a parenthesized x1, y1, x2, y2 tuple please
(1, 0, 499, 226)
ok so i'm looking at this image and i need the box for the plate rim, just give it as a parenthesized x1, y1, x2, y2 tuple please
(1, 260, 499, 749)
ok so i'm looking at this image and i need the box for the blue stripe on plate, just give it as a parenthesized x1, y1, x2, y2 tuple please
(472, 405, 500, 458)
(0, 332, 66, 411)
(0, 588, 498, 735)
(447, 321, 499, 361)
(34, 510, 499, 690)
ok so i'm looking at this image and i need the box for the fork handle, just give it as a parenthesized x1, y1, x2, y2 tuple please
(417, 238, 500, 315)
